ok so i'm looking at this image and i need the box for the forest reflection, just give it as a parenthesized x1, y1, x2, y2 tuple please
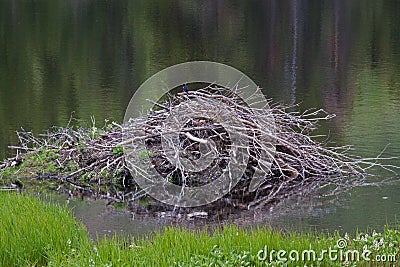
(0, 0, 399, 159)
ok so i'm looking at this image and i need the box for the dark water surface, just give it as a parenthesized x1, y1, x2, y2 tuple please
(1, 1, 400, 235)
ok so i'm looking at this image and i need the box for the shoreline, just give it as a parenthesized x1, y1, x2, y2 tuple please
(1, 192, 398, 266)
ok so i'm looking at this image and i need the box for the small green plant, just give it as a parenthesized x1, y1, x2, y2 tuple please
(139, 197, 150, 208)
(104, 119, 115, 131)
(112, 201, 127, 210)
(99, 168, 109, 177)
(77, 141, 88, 150)
(352, 228, 400, 257)
(112, 146, 124, 157)
(139, 149, 153, 160)
(0, 166, 19, 179)
(62, 160, 80, 173)
(89, 116, 106, 139)
(182, 245, 257, 267)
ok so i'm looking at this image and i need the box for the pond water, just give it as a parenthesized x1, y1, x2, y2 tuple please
(1, 1, 399, 235)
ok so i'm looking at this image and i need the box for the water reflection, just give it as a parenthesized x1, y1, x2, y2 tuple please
(0, 0, 399, 234)
(42, 194, 163, 239)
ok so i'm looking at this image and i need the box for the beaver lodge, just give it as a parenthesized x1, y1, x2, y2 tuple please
(0, 86, 396, 218)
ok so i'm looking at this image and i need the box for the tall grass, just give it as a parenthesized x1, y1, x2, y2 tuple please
(47, 226, 334, 266)
(50, 226, 399, 266)
(0, 192, 90, 266)
(1, 192, 399, 266)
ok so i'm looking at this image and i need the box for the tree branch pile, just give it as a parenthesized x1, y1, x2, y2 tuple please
(1, 86, 397, 210)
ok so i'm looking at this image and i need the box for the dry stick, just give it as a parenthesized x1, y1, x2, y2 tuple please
(146, 99, 170, 110)
(183, 132, 208, 144)
(8, 146, 36, 151)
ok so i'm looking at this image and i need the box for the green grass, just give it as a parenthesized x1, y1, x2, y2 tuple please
(1, 192, 399, 266)
(0, 192, 90, 266)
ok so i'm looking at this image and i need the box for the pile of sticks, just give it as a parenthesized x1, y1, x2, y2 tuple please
(122, 86, 389, 208)
(1, 86, 396, 209)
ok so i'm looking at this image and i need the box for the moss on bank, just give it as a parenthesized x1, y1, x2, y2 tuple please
(0, 121, 131, 201)
(1, 193, 399, 266)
